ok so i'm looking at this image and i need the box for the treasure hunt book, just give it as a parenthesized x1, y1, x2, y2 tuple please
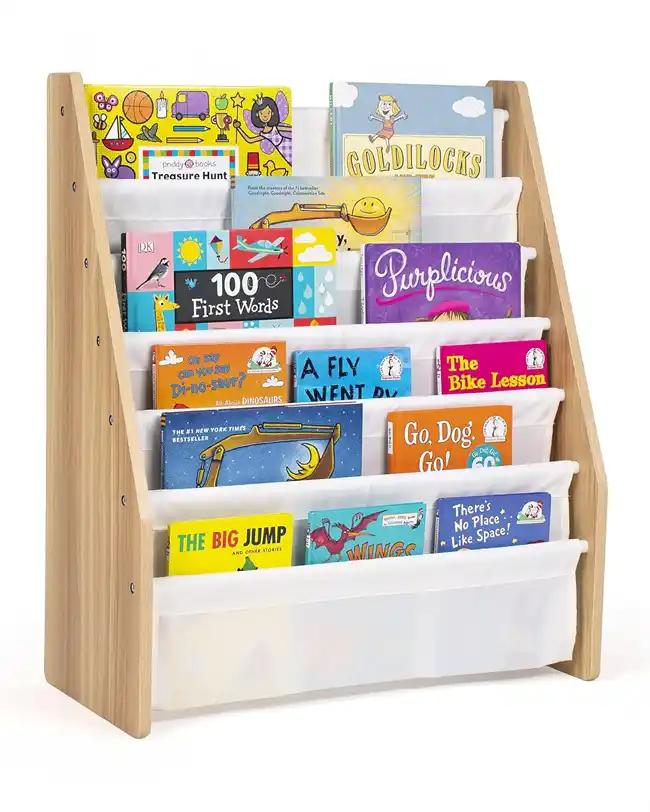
(231, 176, 421, 252)
(85, 84, 292, 182)
(293, 347, 411, 402)
(330, 82, 494, 179)
(168, 514, 293, 575)
(436, 340, 549, 396)
(160, 402, 363, 489)
(361, 242, 523, 324)
(153, 342, 289, 410)
(387, 404, 513, 473)
(434, 492, 551, 553)
(121, 227, 337, 332)
(306, 502, 426, 564)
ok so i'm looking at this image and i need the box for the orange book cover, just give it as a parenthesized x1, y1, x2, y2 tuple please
(153, 341, 289, 409)
(387, 404, 513, 473)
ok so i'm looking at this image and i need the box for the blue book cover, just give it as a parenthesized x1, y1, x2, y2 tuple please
(434, 492, 551, 553)
(160, 403, 363, 489)
(306, 502, 426, 564)
(330, 82, 494, 179)
(293, 347, 411, 402)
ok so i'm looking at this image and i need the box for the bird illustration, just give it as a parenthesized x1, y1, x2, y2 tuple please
(310, 510, 385, 562)
(136, 258, 170, 290)
(263, 159, 289, 176)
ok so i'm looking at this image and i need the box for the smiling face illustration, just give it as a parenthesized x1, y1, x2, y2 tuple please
(351, 197, 387, 219)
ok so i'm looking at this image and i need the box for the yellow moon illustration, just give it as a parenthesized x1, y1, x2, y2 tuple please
(286, 443, 320, 481)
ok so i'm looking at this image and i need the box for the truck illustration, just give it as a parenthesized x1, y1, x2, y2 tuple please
(171, 91, 210, 121)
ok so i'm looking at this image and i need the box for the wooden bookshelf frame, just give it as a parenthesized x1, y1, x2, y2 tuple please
(45, 73, 607, 738)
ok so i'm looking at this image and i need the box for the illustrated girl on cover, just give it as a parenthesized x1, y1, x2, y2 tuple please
(368, 95, 408, 153)
(233, 91, 292, 167)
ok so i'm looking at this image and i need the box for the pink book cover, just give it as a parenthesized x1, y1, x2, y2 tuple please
(436, 340, 549, 395)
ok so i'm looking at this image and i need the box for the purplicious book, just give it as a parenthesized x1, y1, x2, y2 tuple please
(121, 226, 337, 331)
(231, 176, 421, 252)
(293, 347, 411, 402)
(306, 502, 426, 564)
(160, 402, 363, 489)
(168, 514, 293, 575)
(85, 84, 292, 182)
(330, 82, 493, 179)
(361, 242, 523, 324)
(434, 492, 551, 552)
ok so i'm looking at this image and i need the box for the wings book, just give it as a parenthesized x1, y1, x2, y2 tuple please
(306, 502, 427, 564)
(361, 242, 523, 324)
(160, 402, 363, 489)
(85, 84, 292, 182)
(168, 513, 293, 575)
(330, 82, 493, 179)
(293, 347, 411, 402)
(387, 404, 513, 473)
(231, 176, 421, 252)
(436, 340, 549, 395)
(152, 341, 289, 409)
(121, 226, 337, 331)
(434, 492, 551, 552)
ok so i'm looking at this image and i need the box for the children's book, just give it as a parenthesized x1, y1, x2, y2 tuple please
(293, 347, 411, 402)
(121, 226, 337, 332)
(160, 402, 363, 489)
(168, 513, 293, 575)
(231, 176, 421, 252)
(85, 84, 292, 182)
(433, 492, 551, 552)
(152, 341, 289, 410)
(387, 405, 513, 474)
(361, 242, 523, 324)
(329, 82, 494, 179)
(436, 340, 549, 395)
(306, 502, 426, 564)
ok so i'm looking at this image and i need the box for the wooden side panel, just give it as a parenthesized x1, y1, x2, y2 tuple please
(45, 73, 153, 737)
(489, 81, 607, 680)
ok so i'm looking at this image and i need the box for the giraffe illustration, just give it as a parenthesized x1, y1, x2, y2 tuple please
(153, 293, 179, 332)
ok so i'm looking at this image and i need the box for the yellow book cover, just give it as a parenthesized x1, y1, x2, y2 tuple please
(85, 84, 292, 184)
(168, 513, 293, 576)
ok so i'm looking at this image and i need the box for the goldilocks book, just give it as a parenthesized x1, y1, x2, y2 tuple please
(330, 82, 493, 179)
(168, 514, 293, 575)
(85, 84, 292, 182)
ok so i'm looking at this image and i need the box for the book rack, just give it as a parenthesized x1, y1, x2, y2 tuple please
(46, 73, 607, 738)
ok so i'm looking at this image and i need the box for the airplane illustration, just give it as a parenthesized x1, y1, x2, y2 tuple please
(233, 234, 285, 263)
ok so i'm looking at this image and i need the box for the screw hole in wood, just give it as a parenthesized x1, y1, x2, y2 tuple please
(72, 181, 76, 192)
(129, 583, 135, 595)
(108, 414, 114, 426)
(84, 258, 89, 269)
(60, 106, 65, 116)
(121, 495, 126, 506)
(96, 336, 101, 346)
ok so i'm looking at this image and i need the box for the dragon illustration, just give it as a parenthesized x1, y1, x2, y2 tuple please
(310, 510, 385, 562)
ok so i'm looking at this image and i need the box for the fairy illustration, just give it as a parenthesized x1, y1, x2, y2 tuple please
(368, 95, 408, 153)
(233, 91, 292, 166)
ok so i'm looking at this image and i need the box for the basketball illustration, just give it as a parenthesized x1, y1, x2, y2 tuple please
(122, 90, 154, 124)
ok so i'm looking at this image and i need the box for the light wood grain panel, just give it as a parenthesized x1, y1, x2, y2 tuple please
(489, 81, 607, 680)
(45, 73, 153, 737)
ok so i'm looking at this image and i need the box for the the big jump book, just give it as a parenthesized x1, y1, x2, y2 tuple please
(387, 404, 513, 473)
(231, 176, 421, 252)
(306, 502, 426, 564)
(434, 492, 551, 553)
(436, 340, 549, 396)
(85, 84, 292, 182)
(152, 341, 290, 410)
(160, 402, 363, 489)
(361, 242, 523, 324)
(293, 347, 412, 402)
(330, 82, 494, 179)
(121, 226, 337, 332)
(168, 513, 293, 575)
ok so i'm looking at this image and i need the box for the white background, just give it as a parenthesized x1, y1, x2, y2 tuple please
(1, 2, 647, 809)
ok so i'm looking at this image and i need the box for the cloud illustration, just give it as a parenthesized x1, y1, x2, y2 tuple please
(332, 81, 358, 108)
(294, 232, 317, 244)
(262, 375, 284, 388)
(452, 96, 486, 118)
(298, 244, 333, 263)
(159, 349, 184, 366)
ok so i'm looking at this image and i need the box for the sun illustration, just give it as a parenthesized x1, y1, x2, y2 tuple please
(177, 236, 204, 267)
